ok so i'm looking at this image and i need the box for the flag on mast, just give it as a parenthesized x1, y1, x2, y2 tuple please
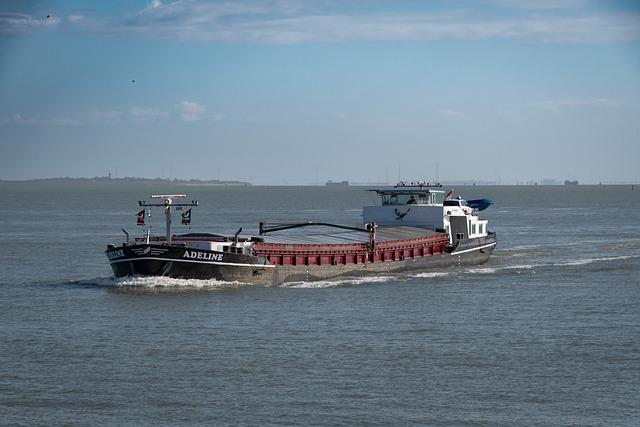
(136, 209, 145, 226)
(181, 208, 191, 225)
(445, 189, 454, 200)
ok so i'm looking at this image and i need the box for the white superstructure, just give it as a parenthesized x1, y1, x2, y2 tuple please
(362, 185, 489, 244)
(442, 198, 489, 243)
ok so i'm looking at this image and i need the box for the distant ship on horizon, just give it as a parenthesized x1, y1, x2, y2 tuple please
(325, 180, 349, 187)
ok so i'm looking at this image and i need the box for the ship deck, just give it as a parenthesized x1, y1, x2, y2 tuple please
(161, 226, 445, 246)
(260, 226, 443, 244)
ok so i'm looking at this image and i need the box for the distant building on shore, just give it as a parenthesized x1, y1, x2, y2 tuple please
(564, 180, 579, 186)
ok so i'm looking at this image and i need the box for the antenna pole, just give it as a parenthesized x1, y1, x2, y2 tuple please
(165, 201, 172, 245)
(138, 195, 198, 246)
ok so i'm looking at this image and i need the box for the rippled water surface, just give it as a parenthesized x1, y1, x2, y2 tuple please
(1, 183, 639, 425)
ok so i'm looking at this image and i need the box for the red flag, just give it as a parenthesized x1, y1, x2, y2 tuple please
(445, 189, 454, 200)
(136, 209, 145, 226)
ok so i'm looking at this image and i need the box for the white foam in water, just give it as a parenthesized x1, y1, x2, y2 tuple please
(559, 259, 594, 267)
(503, 244, 543, 251)
(553, 254, 639, 267)
(464, 264, 537, 276)
(504, 264, 536, 270)
(465, 267, 499, 274)
(463, 254, 640, 277)
(113, 276, 247, 289)
(411, 272, 450, 278)
(285, 275, 394, 289)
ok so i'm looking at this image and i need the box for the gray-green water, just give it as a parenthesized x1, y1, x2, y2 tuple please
(1, 183, 639, 425)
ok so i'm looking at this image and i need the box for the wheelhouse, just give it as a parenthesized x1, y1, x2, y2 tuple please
(363, 184, 447, 229)
(378, 190, 446, 206)
(362, 182, 491, 245)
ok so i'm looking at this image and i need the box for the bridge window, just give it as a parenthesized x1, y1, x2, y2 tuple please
(382, 195, 399, 205)
(380, 191, 445, 206)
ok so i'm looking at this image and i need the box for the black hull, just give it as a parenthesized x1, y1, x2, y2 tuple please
(106, 234, 496, 286)
(106, 244, 271, 282)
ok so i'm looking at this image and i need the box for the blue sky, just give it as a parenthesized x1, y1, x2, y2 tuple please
(1, 0, 639, 184)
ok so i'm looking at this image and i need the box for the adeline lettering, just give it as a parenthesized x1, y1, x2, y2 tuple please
(183, 250, 223, 262)
(107, 249, 125, 259)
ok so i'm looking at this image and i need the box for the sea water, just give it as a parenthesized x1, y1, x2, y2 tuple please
(0, 182, 639, 425)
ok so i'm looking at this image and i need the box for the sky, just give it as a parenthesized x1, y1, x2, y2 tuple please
(1, 0, 639, 184)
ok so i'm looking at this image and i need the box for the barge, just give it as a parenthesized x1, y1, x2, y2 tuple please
(106, 184, 496, 285)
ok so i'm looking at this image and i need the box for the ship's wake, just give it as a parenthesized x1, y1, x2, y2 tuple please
(67, 276, 249, 291)
(283, 275, 395, 289)
(465, 254, 640, 275)
(114, 276, 249, 290)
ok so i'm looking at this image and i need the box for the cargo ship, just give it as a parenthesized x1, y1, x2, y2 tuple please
(105, 184, 496, 285)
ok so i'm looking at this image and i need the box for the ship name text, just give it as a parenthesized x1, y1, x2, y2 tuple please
(183, 251, 223, 262)
(107, 249, 124, 259)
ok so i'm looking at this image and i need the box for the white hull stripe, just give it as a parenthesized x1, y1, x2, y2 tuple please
(110, 256, 276, 268)
(452, 242, 497, 256)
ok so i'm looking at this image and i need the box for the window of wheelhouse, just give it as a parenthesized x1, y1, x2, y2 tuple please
(382, 192, 442, 205)
(382, 194, 399, 205)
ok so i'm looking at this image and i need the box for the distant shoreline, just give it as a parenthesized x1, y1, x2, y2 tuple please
(0, 177, 252, 186)
(0, 178, 637, 187)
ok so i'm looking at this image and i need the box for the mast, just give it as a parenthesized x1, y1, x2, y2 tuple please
(139, 194, 198, 245)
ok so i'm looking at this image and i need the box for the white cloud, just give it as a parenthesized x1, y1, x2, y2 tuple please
(48, 116, 82, 126)
(0, 12, 59, 34)
(1, 110, 123, 126)
(72, 110, 123, 124)
(529, 98, 623, 112)
(2, 2, 640, 44)
(68, 15, 84, 24)
(1, 113, 36, 125)
(129, 106, 169, 121)
(2, 105, 228, 126)
(175, 101, 206, 122)
(0, 113, 77, 126)
(113, 2, 640, 44)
